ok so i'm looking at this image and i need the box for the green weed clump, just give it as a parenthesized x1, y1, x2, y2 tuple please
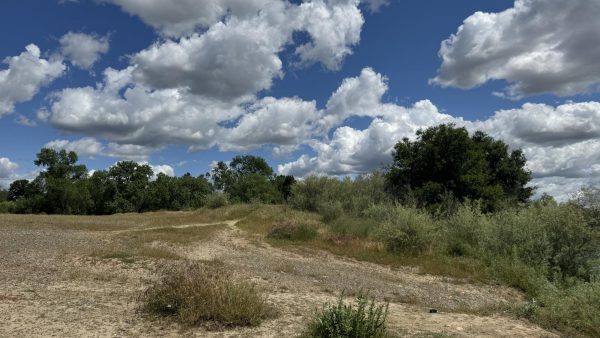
(267, 219, 318, 241)
(139, 261, 273, 328)
(303, 292, 389, 338)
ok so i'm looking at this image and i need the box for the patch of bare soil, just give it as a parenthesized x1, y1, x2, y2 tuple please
(0, 218, 557, 337)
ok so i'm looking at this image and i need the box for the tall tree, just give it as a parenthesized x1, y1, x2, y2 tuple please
(386, 124, 533, 211)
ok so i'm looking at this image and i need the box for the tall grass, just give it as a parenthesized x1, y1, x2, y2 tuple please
(139, 261, 273, 328)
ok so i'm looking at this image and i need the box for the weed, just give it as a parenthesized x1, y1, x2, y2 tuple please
(303, 292, 389, 338)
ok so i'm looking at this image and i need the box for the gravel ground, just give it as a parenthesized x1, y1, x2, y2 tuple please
(0, 216, 558, 337)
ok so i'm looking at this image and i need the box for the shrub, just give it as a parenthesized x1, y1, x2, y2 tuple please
(205, 192, 229, 209)
(485, 207, 551, 270)
(368, 204, 435, 255)
(328, 215, 379, 239)
(537, 281, 600, 337)
(303, 292, 388, 338)
(0, 201, 14, 214)
(442, 203, 489, 257)
(139, 261, 273, 328)
(318, 200, 343, 223)
(267, 220, 318, 241)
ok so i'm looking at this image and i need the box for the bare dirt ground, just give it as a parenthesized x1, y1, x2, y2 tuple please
(0, 212, 558, 337)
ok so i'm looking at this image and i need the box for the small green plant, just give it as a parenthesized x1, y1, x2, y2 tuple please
(267, 220, 318, 241)
(139, 261, 273, 328)
(303, 292, 389, 338)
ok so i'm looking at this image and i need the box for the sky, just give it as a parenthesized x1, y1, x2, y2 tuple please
(1, 0, 600, 201)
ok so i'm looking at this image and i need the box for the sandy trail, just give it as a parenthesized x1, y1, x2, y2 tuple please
(0, 218, 558, 337)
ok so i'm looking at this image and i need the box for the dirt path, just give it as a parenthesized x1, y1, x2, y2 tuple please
(0, 218, 558, 337)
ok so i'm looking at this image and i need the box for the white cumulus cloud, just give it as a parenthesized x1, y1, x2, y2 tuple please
(431, 0, 600, 99)
(0, 44, 65, 117)
(60, 32, 110, 69)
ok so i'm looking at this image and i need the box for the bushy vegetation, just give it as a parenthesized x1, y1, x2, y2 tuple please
(303, 293, 388, 338)
(290, 191, 600, 335)
(6, 150, 291, 215)
(386, 124, 532, 211)
(6, 124, 600, 336)
(139, 261, 273, 328)
(267, 219, 318, 241)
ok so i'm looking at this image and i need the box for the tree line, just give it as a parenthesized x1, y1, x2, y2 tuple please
(0, 123, 585, 215)
(2, 148, 295, 214)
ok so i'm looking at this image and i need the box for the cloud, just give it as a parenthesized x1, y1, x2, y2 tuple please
(279, 99, 458, 176)
(0, 44, 65, 117)
(45, 138, 104, 157)
(361, 0, 389, 12)
(220, 96, 319, 151)
(0, 157, 18, 179)
(15, 115, 37, 127)
(60, 32, 110, 69)
(148, 163, 175, 177)
(431, 0, 600, 99)
(294, 0, 364, 70)
(279, 68, 600, 201)
(106, 0, 275, 38)
(47, 67, 241, 150)
(131, 14, 288, 101)
(0, 157, 20, 188)
(320, 67, 388, 131)
(44, 137, 156, 161)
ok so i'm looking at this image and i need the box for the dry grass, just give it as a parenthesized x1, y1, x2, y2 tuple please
(0, 204, 256, 231)
(139, 260, 275, 329)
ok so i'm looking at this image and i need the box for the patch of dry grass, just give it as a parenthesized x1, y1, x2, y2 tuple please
(139, 260, 275, 328)
(0, 204, 256, 231)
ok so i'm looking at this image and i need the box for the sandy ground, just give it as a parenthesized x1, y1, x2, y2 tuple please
(0, 216, 558, 337)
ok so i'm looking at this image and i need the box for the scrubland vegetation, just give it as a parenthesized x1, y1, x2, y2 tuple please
(2, 124, 599, 337)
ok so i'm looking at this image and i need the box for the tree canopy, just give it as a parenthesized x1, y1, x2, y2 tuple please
(385, 124, 533, 211)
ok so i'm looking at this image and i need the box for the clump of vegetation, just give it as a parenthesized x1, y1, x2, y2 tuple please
(205, 191, 229, 209)
(0, 201, 14, 214)
(139, 261, 273, 328)
(386, 124, 532, 212)
(303, 292, 389, 338)
(267, 219, 318, 241)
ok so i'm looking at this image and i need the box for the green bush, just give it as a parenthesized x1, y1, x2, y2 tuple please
(303, 293, 388, 338)
(139, 261, 273, 328)
(290, 173, 391, 217)
(367, 204, 435, 255)
(537, 281, 600, 337)
(442, 203, 488, 257)
(328, 215, 379, 239)
(0, 201, 14, 214)
(485, 208, 550, 270)
(267, 220, 318, 241)
(205, 192, 229, 209)
(318, 200, 344, 223)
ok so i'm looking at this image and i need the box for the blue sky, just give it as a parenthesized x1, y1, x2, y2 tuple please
(1, 0, 600, 201)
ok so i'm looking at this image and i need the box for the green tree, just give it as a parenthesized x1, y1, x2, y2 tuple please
(386, 124, 533, 211)
(274, 175, 296, 201)
(108, 161, 153, 213)
(88, 170, 117, 214)
(7, 179, 29, 201)
(210, 155, 282, 203)
(20, 148, 93, 214)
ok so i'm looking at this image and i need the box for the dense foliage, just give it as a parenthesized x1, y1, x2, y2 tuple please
(5, 150, 291, 214)
(210, 155, 295, 204)
(386, 124, 533, 211)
